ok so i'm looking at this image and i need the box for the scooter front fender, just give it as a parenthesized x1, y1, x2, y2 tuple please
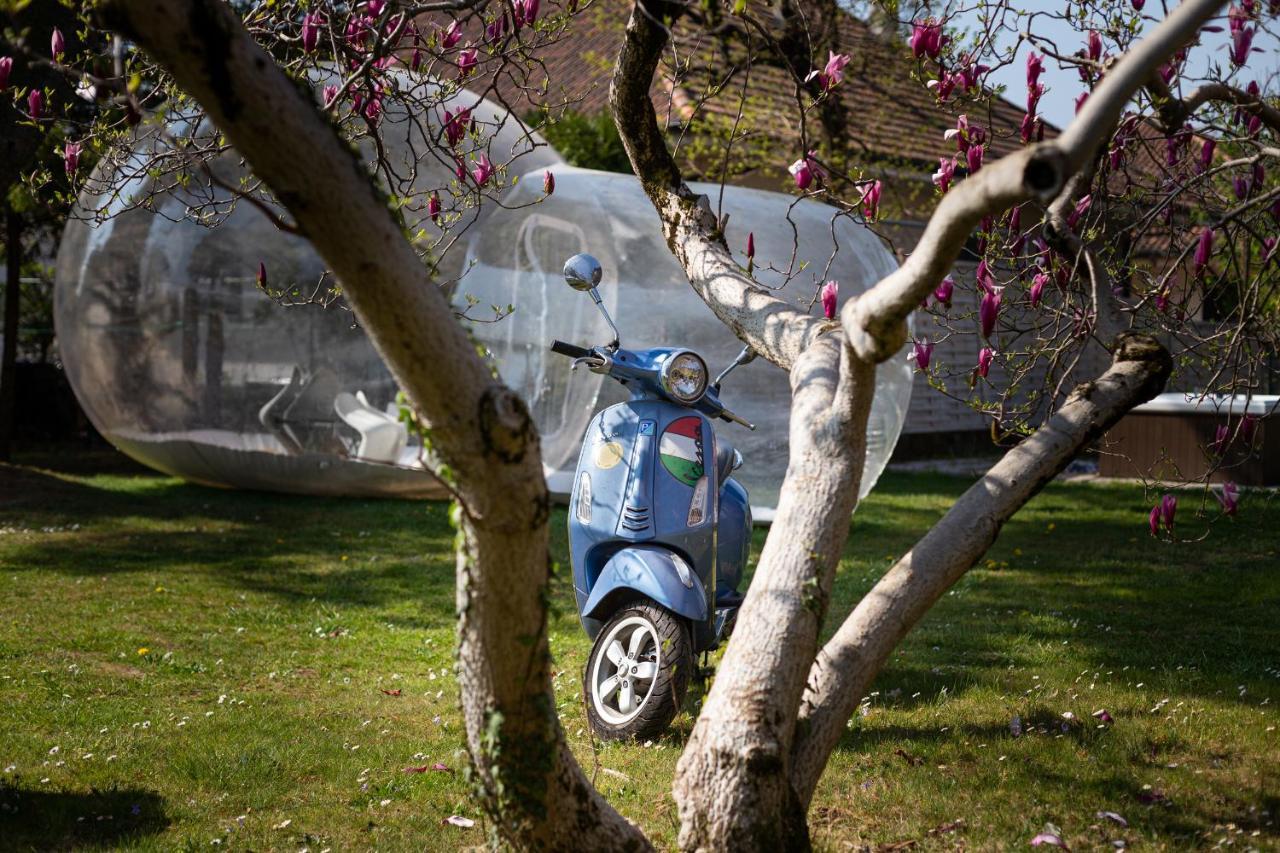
(581, 545, 708, 638)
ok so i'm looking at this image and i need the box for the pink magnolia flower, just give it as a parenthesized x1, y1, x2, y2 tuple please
(1075, 92, 1089, 114)
(457, 47, 478, 77)
(820, 280, 839, 319)
(1087, 30, 1103, 62)
(1263, 236, 1278, 263)
(443, 107, 472, 146)
(1148, 505, 1161, 536)
(1217, 481, 1240, 515)
(932, 157, 955, 193)
(966, 144, 984, 174)
(0, 56, 11, 91)
(51, 27, 65, 60)
(1026, 51, 1044, 88)
(440, 20, 463, 49)
(1030, 272, 1048, 308)
(363, 94, 382, 124)
(1198, 138, 1216, 173)
(861, 180, 882, 220)
(911, 338, 934, 371)
(322, 84, 339, 108)
(410, 47, 424, 72)
(1132, 0, 1145, 8)
(910, 18, 944, 59)
(256, 261, 268, 290)
(486, 14, 509, 42)
(1230, 26, 1254, 67)
(926, 73, 957, 102)
(346, 14, 373, 49)
(807, 51, 851, 91)
(1020, 112, 1038, 144)
(1154, 287, 1171, 313)
(543, 169, 555, 195)
(1194, 227, 1214, 276)
(1067, 195, 1092, 233)
(944, 114, 973, 152)
(1240, 413, 1260, 445)
(27, 88, 43, 120)
(63, 141, 81, 175)
(514, 0, 541, 26)
(429, 193, 442, 223)
(1213, 423, 1231, 454)
(302, 13, 321, 53)
(1160, 493, 1177, 531)
(789, 152, 824, 190)
(979, 287, 1002, 338)
(976, 347, 994, 378)
(1026, 82, 1045, 115)
(366, 0, 386, 15)
(471, 153, 495, 186)
(933, 275, 955, 306)
(746, 232, 755, 260)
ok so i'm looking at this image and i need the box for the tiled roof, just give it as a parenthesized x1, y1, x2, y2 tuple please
(478, 0, 1044, 177)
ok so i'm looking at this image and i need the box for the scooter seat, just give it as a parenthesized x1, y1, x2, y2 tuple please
(715, 440, 738, 485)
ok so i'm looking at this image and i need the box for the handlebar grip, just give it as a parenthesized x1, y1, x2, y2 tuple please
(550, 339, 591, 359)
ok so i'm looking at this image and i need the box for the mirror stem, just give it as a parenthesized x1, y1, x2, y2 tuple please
(590, 288, 621, 351)
(712, 344, 757, 390)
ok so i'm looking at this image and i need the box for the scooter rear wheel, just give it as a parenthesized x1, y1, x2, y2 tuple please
(583, 600, 692, 741)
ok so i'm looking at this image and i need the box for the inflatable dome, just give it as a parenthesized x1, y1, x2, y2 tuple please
(56, 122, 910, 514)
(54, 83, 561, 498)
(461, 167, 911, 515)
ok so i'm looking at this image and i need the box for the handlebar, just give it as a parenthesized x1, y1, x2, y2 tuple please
(550, 339, 591, 359)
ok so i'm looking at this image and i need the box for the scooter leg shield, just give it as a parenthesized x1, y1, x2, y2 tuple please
(581, 546, 708, 636)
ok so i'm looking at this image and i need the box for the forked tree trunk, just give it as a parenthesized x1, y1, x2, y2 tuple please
(97, 1, 647, 848)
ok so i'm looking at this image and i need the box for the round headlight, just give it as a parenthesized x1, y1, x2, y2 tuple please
(660, 350, 708, 404)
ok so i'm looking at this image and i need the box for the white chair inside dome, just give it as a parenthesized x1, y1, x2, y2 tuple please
(334, 391, 408, 464)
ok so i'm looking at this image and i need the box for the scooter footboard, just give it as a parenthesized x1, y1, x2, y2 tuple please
(581, 546, 708, 639)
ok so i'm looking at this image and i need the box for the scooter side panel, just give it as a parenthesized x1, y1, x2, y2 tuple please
(580, 546, 708, 638)
(716, 477, 751, 596)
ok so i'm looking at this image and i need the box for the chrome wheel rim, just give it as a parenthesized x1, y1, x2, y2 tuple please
(589, 615, 660, 726)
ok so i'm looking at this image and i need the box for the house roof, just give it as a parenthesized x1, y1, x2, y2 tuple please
(479, 0, 1043, 178)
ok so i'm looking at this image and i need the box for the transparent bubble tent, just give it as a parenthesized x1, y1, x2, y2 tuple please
(55, 103, 910, 514)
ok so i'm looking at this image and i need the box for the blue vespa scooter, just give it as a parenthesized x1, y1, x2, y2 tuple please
(550, 253, 756, 741)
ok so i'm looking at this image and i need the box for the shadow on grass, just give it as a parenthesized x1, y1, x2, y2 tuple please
(0, 783, 168, 850)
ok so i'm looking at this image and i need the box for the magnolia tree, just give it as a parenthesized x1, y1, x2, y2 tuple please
(7, 0, 1278, 848)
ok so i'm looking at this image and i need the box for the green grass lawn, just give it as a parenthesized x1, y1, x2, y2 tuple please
(1, 458, 1277, 851)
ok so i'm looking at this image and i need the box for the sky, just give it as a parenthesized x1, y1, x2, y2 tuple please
(943, 0, 1280, 131)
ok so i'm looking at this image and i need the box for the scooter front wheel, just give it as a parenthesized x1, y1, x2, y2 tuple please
(583, 600, 692, 741)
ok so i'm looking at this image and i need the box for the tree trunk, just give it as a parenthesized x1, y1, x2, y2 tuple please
(0, 207, 20, 462)
(97, 1, 647, 847)
(789, 334, 1172, 803)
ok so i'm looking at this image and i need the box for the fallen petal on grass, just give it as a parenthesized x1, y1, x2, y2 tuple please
(444, 815, 475, 828)
(1030, 832, 1070, 849)
(1096, 810, 1128, 827)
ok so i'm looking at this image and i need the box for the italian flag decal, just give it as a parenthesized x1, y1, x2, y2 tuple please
(659, 416, 704, 487)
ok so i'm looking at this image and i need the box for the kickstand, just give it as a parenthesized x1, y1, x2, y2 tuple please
(694, 651, 714, 687)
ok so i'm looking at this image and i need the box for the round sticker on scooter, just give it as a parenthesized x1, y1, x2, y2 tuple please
(594, 441, 624, 469)
(659, 416, 705, 486)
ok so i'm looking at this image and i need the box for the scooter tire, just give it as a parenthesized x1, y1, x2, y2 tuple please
(583, 600, 692, 742)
